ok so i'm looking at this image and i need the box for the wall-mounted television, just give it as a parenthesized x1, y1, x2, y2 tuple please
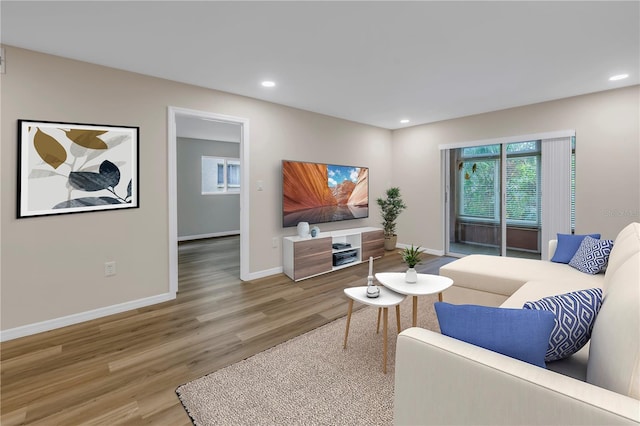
(282, 160, 369, 227)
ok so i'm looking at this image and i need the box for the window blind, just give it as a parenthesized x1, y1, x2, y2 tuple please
(540, 137, 573, 259)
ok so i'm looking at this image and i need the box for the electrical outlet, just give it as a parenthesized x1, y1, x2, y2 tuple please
(272, 237, 279, 248)
(104, 261, 116, 277)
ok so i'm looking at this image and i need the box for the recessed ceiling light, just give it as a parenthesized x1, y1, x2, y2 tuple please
(400, 119, 410, 124)
(261, 81, 276, 87)
(609, 74, 629, 81)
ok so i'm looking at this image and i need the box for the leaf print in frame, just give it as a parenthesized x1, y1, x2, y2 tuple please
(17, 120, 139, 218)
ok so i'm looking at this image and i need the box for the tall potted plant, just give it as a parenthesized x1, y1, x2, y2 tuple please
(376, 187, 407, 251)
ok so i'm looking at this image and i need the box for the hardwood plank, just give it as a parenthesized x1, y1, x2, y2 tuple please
(0, 345, 62, 372)
(235, 296, 345, 341)
(0, 407, 27, 426)
(135, 388, 183, 420)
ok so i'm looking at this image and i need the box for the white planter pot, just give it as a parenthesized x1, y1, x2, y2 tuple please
(405, 268, 417, 283)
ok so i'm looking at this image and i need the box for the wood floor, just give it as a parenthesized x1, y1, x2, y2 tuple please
(1, 236, 452, 425)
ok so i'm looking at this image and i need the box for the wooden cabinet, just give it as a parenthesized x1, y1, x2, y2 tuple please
(283, 227, 384, 281)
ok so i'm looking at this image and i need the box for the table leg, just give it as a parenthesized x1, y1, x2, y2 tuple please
(395, 305, 401, 333)
(383, 307, 388, 374)
(376, 307, 382, 334)
(438, 292, 443, 302)
(412, 296, 418, 327)
(343, 299, 354, 349)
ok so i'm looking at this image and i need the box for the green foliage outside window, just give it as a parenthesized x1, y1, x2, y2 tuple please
(458, 141, 540, 225)
(460, 160, 497, 219)
(506, 156, 539, 223)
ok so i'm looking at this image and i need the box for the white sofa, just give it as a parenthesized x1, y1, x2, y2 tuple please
(394, 222, 640, 425)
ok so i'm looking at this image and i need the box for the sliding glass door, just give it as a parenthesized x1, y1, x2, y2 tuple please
(447, 141, 543, 259)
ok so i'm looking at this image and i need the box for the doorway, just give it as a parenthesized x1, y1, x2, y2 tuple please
(168, 107, 250, 294)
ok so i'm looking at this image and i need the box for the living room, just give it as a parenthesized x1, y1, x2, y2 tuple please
(1, 1, 639, 424)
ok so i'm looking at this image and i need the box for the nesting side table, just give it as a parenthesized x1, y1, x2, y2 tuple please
(343, 286, 406, 374)
(375, 272, 454, 328)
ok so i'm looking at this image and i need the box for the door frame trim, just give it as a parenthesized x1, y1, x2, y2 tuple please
(168, 106, 250, 293)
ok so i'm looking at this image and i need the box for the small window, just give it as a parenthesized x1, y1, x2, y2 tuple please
(202, 156, 240, 194)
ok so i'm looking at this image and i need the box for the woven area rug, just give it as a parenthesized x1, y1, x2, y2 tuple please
(176, 293, 440, 425)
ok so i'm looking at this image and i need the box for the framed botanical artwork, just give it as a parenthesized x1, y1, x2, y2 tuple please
(17, 120, 139, 218)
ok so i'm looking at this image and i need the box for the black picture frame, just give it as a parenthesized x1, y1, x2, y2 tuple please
(17, 119, 139, 218)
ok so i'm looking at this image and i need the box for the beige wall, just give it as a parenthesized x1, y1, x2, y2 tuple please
(177, 137, 240, 238)
(392, 85, 640, 251)
(2, 46, 638, 334)
(0, 46, 392, 331)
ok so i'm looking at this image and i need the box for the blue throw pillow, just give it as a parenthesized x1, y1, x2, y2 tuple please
(434, 302, 555, 368)
(568, 236, 614, 274)
(524, 288, 603, 362)
(551, 233, 601, 264)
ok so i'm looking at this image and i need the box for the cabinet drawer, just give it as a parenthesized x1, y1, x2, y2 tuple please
(294, 237, 332, 280)
(362, 230, 385, 260)
(294, 237, 331, 257)
(362, 229, 384, 243)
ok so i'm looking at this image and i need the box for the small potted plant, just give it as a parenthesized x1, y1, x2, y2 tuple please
(400, 245, 422, 283)
(376, 187, 407, 251)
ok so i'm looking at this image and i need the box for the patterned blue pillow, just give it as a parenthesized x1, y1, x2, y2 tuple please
(568, 236, 614, 274)
(523, 288, 603, 362)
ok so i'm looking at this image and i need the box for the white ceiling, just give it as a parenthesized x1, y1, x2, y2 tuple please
(2, 1, 638, 130)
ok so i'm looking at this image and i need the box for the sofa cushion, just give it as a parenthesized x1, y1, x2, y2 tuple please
(568, 237, 614, 274)
(587, 254, 640, 399)
(435, 302, 555, 368)
(603, 222, 640, 293)
(500, 279, 603, 310)
(551, 233, 601, 264)
(440, 255, 604, 298)
(546, 343, 590, 381)
(524, 288, 603, 362)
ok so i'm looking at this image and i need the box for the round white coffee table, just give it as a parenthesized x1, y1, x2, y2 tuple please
(375, 272, 453, 328)
(343, 286, 406, 374)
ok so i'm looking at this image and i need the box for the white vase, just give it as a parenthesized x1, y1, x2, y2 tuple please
(405, 268, 417, 283)
(297, 222, 310, 238)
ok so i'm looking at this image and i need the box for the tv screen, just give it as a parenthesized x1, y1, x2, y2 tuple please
(282, 160, 369, 227)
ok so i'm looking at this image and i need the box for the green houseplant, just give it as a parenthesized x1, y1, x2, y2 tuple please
(400, 245, 423, 268)
(376, 187, 407, 250)
(400, 245, 422, 283)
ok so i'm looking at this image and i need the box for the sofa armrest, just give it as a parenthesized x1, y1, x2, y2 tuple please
(548, 239, 557, 261)
(394, 328, 640, 425)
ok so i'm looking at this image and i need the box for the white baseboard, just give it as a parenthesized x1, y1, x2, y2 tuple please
(424, 248, 445, 256)
(396, 243, 444, 257)
(247, 266, 283, 281)
(178, 230, 240, 242)
(0, 292, 176, 342)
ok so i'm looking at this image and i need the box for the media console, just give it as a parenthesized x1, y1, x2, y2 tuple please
(283, 227, 385, 281)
